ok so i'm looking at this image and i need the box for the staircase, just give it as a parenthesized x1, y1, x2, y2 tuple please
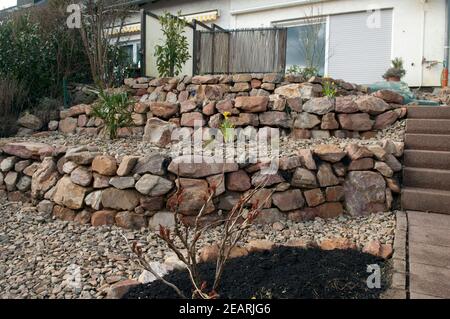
(402, 106, 450, 214)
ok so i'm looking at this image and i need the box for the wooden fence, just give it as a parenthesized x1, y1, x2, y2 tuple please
(193, 27, 287, 75)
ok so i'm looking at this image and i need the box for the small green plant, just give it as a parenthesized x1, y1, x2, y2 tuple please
(155, 11, 191, 77)
(286, 65, 318, 80)
(322, 77, 337, 98)
(383, 57, 406, 80)
(220, 111, 235, 143)
(91, 90, 133, 139)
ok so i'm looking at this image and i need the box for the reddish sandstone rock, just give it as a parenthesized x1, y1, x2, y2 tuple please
(293, 112, 321, 129)
(304, 188, 326, 207)
(149, 102, 179, 119)
(344, 171, 387, 216)
(245, 188, 273, 209)
(314, 145, 346, 163)
(345, 144, 373, 160)
(59, 117, 78, 134)
(52, 176, 88, 210)
(216, 99, 237, 114)
(279, 155, 301, 170)
(202, 102, 216, 116)
(53, 205, 76, 221)
(143, 118, 176, 147)
(254, 208, 287, 224)
(303, 97, 335, 115)
(373, 110, 399, 130)
(321, 113, 339, 130)
(70, 166, 93, 187)
(234, 96, 268, 113)
(314, 202, 344, 219)
(348, 158, 374, 171)
(31, 157, 59, 199)
(229, 113, 259, 126)
(337, 113, 374, 131)
(355, 96, 391, 115)
(258, 111, 292, 128)
(116, 156, 139, 176)
(2, 142, 53, 160)
(372, 90, 404, 104)
(287, 209, 316, 222)
(272, 189, 305, 211)
(297, 149, 316, 170)
(167, 155, 238, 178)
(325, 186, 345, 202)
(251, 171, 285, 187)
(291, 168, 318, 188)
(101, 188, 140, 211)
(317, 163, 339, 187)
(246, 240, 275, 253)
(335, 96, 359, 113)
(115, 211, 147, 229)
(92, 155, 117, 176)
(199, 245, 248, 263)
(180, 112, 205, 127)
(91, 210, 116, 226)
(180, 100, 197, 113)
(226, 170, 251, 192)
(167, 178, 215, 215)
(74, 210, 92, 224)
(135, 174, 173, 196)
(320, 237, 357, 251)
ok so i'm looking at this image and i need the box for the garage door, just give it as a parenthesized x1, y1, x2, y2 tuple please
(328, 9, 393, 84)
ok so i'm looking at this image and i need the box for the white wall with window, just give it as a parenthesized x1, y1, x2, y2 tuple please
(230, 0, 447, 87)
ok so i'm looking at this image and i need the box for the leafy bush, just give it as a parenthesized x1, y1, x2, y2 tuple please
(92, 90, 133, 139)
(155, 11, 191, 77)
(0, 76, 29, 137)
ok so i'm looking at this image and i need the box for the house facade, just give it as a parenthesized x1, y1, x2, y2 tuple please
(139, 0, 450, 87)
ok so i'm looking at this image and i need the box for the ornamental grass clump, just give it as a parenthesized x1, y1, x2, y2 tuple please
(322, 77, 337, 98)
(91, 90, 133, 139)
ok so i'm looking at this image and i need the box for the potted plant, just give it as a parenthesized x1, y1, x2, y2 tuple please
(383, 58, 406, 82)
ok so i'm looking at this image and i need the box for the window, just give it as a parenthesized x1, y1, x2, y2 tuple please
(285, 20, 326, 75)
(121, 44, 134, 64)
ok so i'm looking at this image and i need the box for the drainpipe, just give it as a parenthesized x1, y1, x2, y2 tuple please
(443, 0, 450, 86)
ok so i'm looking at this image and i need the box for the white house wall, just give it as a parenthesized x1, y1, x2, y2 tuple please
(230, 0, 447, 87)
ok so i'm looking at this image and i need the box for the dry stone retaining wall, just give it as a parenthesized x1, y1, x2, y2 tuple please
(50, 74, 407, 143)
(0, 140, 403, 229)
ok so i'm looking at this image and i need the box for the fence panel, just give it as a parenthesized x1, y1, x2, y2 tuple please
(195, 28, 287, 75)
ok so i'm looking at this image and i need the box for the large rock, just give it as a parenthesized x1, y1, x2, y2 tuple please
(226, 170, 251, 192)
(274, 83, 321, 99)
(109, 176, 135, 189)
(149, 102, 179, 119)
(135, 174, 173, 196)
(65, 151, 98, 165)
(345, 144, 373, 160)
(314, 145, 346, 163)
(272, 189, 305, 211)
(4, 171, 18, 191)
(254, 208, 287, 225)
(344, 171, 387, 216)
(70, 166, 93, 187)
(92, 155, 117, 176)
(304, 188, 326, 207)
(31, 157, 59, 199)
(2, 142, 53, 160)
(132, 154, 168, 176)
(91, 210, 116, 226)
(372, 90, 404, 104)
(303, 97, 335, 115)
(167, 178, 215, 215)
(101, 188, 140, 211)
(373, 110, 399, 130)
(258, 111, 292, 128)
(1, 156, 16, 172)
(234, 96, 268, 113)
(17, 113, 43, 130)
(59, 117, 78, 134)
(355, 96, 391, 115)
(115, 211, 147, 229)
(85, 190, 103, 210)
(117, 156, 139, 176)
(148, 211, 175, 230)
(291, 168, 318, 188)
(167, 155, 238, 178)
(321, 113, 339, 130)
(293, 112, 321, 129)
(180, 112, 205, 127)
(52, 176, 88, 210)
(143, 118, 176, 147)
(337, 113, 374, 131)
(335, 96, 359, 113)
(317, 163, 339, 187)
(297, 149, 317, 170)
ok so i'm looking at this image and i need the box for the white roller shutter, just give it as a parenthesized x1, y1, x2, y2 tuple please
(328, 9, 393, 84)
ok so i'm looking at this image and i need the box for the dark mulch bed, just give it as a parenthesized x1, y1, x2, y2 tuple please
(124, 247, 388, 299)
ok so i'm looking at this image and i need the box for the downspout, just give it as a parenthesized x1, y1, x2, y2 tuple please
(443, 0, 450, 87)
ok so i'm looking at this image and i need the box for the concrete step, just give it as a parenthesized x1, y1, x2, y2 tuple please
(404, 149, 450, 170)
(402, 187, 450, 215)
(405, 134, 450, 151)
(406, 119, 450, 134)
(403, 167, 450, 191)
(407, 106, 450, 119)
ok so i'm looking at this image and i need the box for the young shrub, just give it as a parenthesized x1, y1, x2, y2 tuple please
(0, 76, 29, 137)
(130, 173, 274, 299)
(219, 112, 235, 143)
(383, 57, 406, 81)
(154, 11, 191, 77)
(91, 90, 133, 139)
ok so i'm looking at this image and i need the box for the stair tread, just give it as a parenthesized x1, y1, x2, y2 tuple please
(404, 167, 450, 173)
(403, 187, 450, 195)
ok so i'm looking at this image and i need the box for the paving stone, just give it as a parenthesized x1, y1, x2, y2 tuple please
(409, 262, 450, 298)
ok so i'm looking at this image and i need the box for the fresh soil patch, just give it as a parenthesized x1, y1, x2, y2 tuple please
(124, 247, 388, 299)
